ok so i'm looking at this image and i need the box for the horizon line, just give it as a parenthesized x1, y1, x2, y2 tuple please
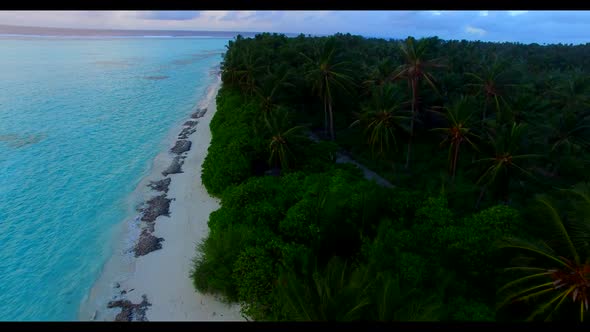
(1, 23, 588, 46)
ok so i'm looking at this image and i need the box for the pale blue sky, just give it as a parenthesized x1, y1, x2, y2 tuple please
(0, 11, 588, 44)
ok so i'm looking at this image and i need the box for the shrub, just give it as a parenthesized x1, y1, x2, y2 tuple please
(233, 246, 277, 320)
(279, 198, 320, 244)
(447, 297, 495, 321)
(274, 256, 373, 321)
(201, 88, 266, 196)
(440, 205, 521, 276)
(411, 196, 454, 256)
(191, 223, 254, 301)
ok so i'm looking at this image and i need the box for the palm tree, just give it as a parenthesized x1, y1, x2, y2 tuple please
(465, 55, 519, 125)
(473, 122, 539, 206)
(430, 96, 480, 182)
(265, 109, 307, 172)
(362, 57, 397, 95)
(301, 38, 355, 140)
(497, 184, 590, 321)
(545, 68, 590, 115)
(276, 256, 373, 321)
(504, 89, 548, 126)
(391, 37, 446, 169)
(235, 46, 266, 96)
(350, 84, 411, 161)
(370, 272, 444, 321)
(253, 66, 295, 115)
(220, 43, 241, 87)
(547, 111, 590, 154)
(276, 257, 444, 321)
(532, 111, 590, 179)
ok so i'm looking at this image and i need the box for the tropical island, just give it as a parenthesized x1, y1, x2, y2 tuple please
(189, 32, 590, 322)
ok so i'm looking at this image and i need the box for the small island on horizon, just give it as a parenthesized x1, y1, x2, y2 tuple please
(0, 23, 297, 39)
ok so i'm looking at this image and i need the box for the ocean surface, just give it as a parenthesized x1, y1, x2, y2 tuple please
(0, 36, 229, 321)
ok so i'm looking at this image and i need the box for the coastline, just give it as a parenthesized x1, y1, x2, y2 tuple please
(79, 71, 244, 321)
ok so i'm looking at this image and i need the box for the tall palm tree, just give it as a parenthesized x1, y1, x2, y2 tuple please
(466, 55, 519, 124)
(276, 256, 373, 321)
(276, 257, 443, 321)
(254, 66, 295, 115)
(265, 109, 307, 172)
(236, 46, 266, 96)
(220, 44, 241, 87)
(497, 183, 590, 321)
(391, 37, 446, 169)
(504, 89, 549, 126)
(301, 38, 355, 140)
(362, 57, 397, 95)
(473, 122, 539, 205)
(350, 84, 411, 161)
(370, 272, 444, 321)
(547, 111, 590, 154)
(545, 68, 590, 115)
(430, 96, 480, 182)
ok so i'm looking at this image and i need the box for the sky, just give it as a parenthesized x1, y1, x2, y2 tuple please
(0, 10, 589, 44)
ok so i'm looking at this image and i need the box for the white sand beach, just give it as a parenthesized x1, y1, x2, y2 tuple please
(79, 74, 244, 321)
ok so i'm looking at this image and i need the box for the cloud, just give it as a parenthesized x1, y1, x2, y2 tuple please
(244, 11, 285, 23)
(138, 11, 200, 21)
(219, 11, 239, 21)
(0, 11, 588, 44)
(465, 25, 486, 36)
(508, 11, 529, 16)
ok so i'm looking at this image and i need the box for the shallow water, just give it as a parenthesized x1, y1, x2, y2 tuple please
(0, 36, 228, 321)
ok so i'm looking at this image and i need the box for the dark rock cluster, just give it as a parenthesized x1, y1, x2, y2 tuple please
(162, 156, 184, 176)
(190, 108, 207, 119)
(122, 108, 207, 320)
(170, 140, 191, 154)
(134, 229, 164, 257)
(178, 127, 196, 140)
(140, 194, 171, 223)
(107, 295, 152, 321)
(147, 178, 171, 193)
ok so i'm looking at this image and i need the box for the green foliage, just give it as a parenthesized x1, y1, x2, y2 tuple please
(411, 196, 454, 255)
(275, 256, 373, 321)
(473, 122, 540, 202)
(368, 272, 444, 321)
(233, 246, 277, 320)
(277, 241, 313, 275)
(191, 223, 254, 301)
(440, 205, 521, 275)
(300, 140, 339, 173)
(202, 89, 265, 196)
(431, 96, 481, 180)
(265, 108, 309, 171)
(497, 184, 590, 322)
(398, 252, 428, 287)
(301, 37, 356, 140)
(361, 219, 402, 272)
(279, 198, 320, 244)
(196, 32, 590, 322)
(202, 141, 252, 197)
(448, 297, 496, 321)
(351, 84, 412, 159)
(389, 188, 425, 213)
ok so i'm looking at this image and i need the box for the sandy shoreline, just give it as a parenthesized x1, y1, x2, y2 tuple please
(79, 72, 244, 321)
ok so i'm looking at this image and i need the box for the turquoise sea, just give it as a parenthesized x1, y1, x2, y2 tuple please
(0, 36, 229, 321)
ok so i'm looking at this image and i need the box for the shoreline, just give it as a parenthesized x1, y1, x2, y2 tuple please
(78, 70, 244, 321)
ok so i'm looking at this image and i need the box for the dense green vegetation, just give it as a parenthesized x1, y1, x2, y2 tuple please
(193, 33, 590, 321)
